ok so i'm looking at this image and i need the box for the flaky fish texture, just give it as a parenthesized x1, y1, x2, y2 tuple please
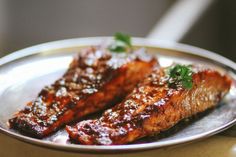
(9, 47, 157, 138)
(66, 66, 232, 145)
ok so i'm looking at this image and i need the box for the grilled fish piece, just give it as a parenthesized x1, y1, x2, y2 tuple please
(66, 66, 232, 145)
(9, 47, 157, 138)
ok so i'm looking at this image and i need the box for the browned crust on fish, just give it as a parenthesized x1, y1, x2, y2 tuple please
(66, 66, 232, 145)
(9, 47, 157, 138)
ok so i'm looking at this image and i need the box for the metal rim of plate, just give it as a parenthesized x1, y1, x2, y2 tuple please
(0, 37, 235, 153)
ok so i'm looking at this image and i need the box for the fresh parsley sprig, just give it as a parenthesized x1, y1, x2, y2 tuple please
(108, 32, 132, 53)
(167, 64, 193, 89)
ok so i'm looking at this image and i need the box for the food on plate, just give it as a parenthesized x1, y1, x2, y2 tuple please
(8, 33, 157, 138)
(66, 64, 232, 145)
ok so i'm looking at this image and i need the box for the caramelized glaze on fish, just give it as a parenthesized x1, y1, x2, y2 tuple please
(9, 47, 157, 138)
(66, 66, 231, 145)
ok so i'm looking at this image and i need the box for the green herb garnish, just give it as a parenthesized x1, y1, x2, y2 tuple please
(167, 64, 193, 89)
(108, 32, 132, 53)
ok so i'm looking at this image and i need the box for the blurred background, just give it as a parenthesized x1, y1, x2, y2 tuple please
(0, 0, 235, 61)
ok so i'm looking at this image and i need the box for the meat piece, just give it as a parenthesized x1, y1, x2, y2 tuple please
(9, 47, 157, 138)
(66, 66, 232, 145)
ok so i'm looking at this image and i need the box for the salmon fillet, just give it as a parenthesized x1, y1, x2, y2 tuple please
(66, 66, 232, 145)
(9, 47, 157, 138)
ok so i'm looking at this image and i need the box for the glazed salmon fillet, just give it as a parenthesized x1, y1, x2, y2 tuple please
(9, 47, 157, 138)
(66, 66, 232, 145)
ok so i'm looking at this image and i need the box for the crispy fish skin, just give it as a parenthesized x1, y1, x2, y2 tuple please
(9, 47, 157, 138)
(66, 66, 232, 145)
